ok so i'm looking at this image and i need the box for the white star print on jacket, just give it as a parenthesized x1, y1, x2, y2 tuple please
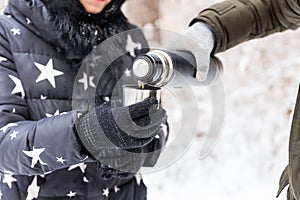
(34, 59, 64, 88)
(78, 71, 96, 90)
(114, 185, 120, 193)
(40, 94, 47, 100)
(0, 56, 7, 62)
(8, 75, 25, 98)
(2, 173, 17, 189)
(68, 163, 87, 173)
(56, 157, 66, 164)
(67, 191, 76, 198)
(26, 176, 39, 200)
(124, 68, 131, 77)
(10, 28, 20, 36)
(25, 18, 31, 24)
(9, 130, 19, 140)
(126, 34, 142, 57)
(102, 188, 109, 197)
(135, 172, 142, 186)
(23, 147, 47, 168)
(83, 176, 89, 183)
(45, 109, 60, 118)
(0, 123, 18, 133)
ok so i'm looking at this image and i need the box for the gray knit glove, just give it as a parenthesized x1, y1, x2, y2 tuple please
(166, 22, 216, 82)
(76, 98, 167, 173)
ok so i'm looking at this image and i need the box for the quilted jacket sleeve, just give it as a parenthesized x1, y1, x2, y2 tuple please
(0, 24, 92, 176)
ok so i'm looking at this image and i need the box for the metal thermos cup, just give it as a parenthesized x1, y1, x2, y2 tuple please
(122, 85, 161, 106)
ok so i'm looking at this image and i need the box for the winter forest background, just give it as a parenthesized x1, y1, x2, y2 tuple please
(1, 0, 299, 199)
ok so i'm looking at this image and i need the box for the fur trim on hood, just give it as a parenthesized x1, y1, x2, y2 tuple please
(41, 0, 129, 57)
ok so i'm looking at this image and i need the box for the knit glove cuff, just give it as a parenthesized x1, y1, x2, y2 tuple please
(166, 22, 215, 81)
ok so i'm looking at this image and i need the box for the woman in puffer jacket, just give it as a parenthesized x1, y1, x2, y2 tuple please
(0, 0, 167, 199)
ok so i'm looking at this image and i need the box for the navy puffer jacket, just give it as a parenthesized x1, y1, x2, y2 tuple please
(0, 0, 164, 199)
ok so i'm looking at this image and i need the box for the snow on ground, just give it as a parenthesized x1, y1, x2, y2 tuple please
(0, 0, 298, 199)
(125, 0, 300, 199)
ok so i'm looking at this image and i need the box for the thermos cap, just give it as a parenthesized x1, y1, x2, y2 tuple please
(132, 58, 150, 78)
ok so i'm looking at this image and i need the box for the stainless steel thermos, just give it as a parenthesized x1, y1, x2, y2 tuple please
(122, 49, 223, 106)
(132, 49, 223, 87)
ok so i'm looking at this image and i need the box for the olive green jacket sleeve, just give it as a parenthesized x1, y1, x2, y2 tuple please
(191, 0, 300, 53)
(191, 1, 300, 199)
(277, 86, 300, 200)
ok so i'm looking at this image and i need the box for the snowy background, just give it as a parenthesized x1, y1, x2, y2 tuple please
(1, 0, 299, 199)
(124, 0, 299, 200)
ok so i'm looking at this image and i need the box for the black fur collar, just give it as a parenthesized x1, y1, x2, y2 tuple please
(41, 0, 129, 58)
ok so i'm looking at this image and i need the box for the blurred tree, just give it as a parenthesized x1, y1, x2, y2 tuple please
(0, 0, 7, 11)
(124, 0, 161, 42)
